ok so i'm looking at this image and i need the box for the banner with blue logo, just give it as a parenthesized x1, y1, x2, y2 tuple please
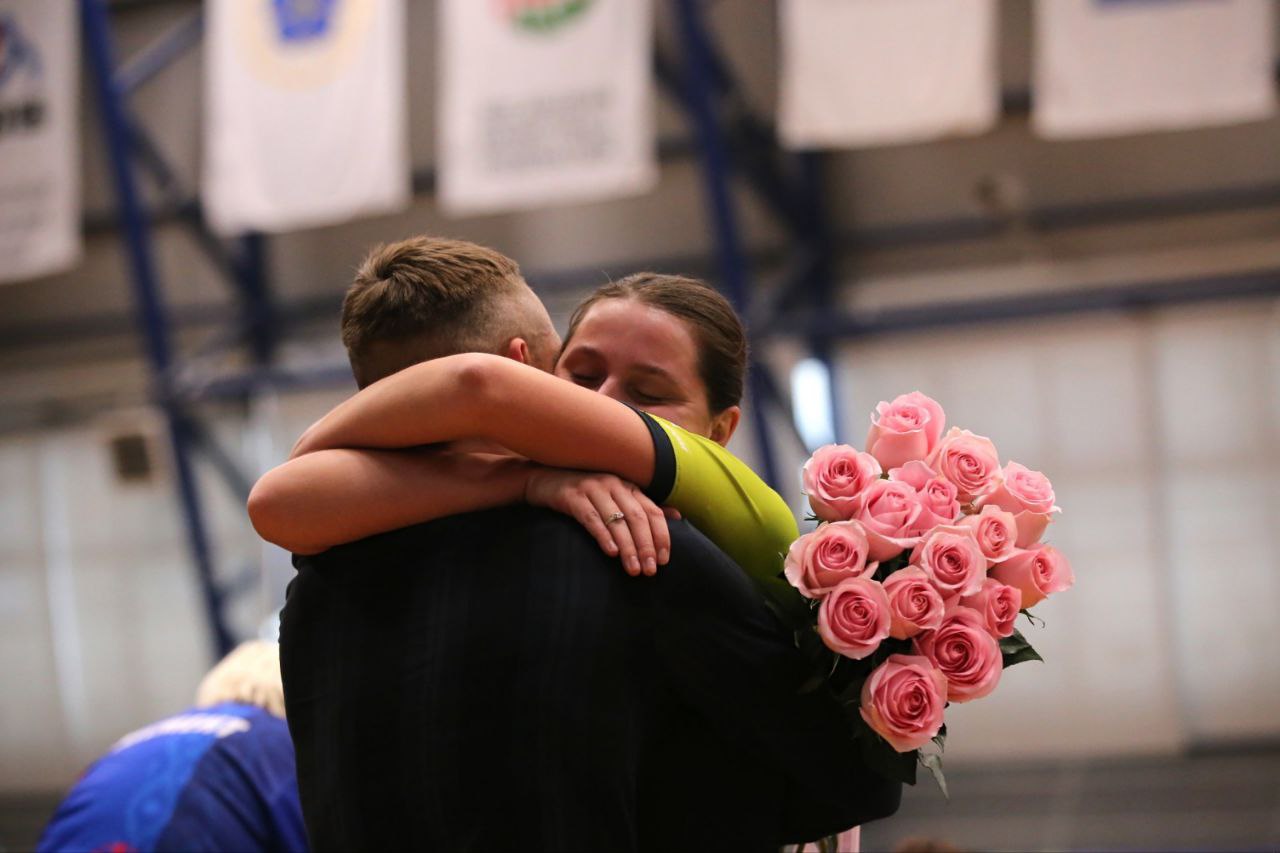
(778, 0, 999, 150)
(1034, 0, 1275, 138)
(0, 0, 79, 284)
(437, 0, 657, 216)
(203, 0, 409, 235)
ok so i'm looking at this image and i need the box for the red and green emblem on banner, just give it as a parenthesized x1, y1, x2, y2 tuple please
(497, 0, 593, 33)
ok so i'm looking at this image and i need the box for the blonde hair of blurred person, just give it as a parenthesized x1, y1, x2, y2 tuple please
(37, 640, 306, 852)
(195, 640, 286, 719)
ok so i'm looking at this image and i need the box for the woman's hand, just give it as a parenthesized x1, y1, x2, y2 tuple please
(525, 469, 670, 577)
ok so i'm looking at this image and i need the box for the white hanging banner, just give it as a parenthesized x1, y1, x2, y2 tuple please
(1034, 0, 1276, 139)
(438, 0, 656, 216)
(778, 0, 999, 150)
(0, 0, 80, 284)
(203, 0, 410, 235)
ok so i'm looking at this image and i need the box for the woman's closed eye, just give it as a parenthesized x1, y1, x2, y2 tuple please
(630, 388, 668, 405)
(569, 372, 603, 389)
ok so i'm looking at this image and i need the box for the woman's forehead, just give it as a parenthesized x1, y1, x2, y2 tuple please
(570, 297, 696, 348)
(567, 300, 700, 369)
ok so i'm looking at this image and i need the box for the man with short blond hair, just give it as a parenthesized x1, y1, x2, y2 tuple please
(340, 236, 560, 388)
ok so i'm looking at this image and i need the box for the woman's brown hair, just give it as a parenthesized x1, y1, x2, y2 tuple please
(564, 273, 748, 414)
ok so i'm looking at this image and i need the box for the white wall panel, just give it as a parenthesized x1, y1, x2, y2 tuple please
(1156, 308, 1273, 464)
(1154, 305, 1280, 741)
(0, 438, 76, 791)
(1039, 323, 1148, 474)
(0, 425, 228, 790)
(1166, 468, 1280, 739)
(830, 266, 1280, 762)
(829, 311, 1220, 760)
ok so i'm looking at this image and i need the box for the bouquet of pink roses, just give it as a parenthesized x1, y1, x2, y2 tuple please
(789, 392, 1074, 791)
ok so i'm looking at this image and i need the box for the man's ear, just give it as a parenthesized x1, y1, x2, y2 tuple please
(708, 405, 741, 447)
(503, 337, 532, 364)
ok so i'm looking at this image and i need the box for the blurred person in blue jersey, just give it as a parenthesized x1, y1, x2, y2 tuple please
(37, 640, 307, 853)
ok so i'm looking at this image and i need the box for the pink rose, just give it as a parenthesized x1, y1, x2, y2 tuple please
(981, 462, 1057, 514)
(890, 462, 961, 534)
(910, 526, 987, 599)
(989, 544, 1074, 608)
(888, 460, 934, 491)
(784, 521, 876, 599)
(882, 566, 946, 639)
(915, 481, 962, 534)
(1009, 511, 1053, 549)
(859, 654, 948, 753)
(977, 462, 1060, 546)
(817, 577, 892, 659)
(803, 444, 882, 522)
(856, 479, 924, 561)
(865, 392, 947, 469)
(926, 428, 1002, 502)
(914, 605, 1003, 703)
(959, 578, 1022, 638)
(958, 505, 1019, 565)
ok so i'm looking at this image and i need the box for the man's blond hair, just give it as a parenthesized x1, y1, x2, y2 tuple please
(341, 236, 554, 387)
(194, 640, 286, 719)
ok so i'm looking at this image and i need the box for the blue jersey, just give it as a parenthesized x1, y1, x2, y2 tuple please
(38, 703, 307, 853)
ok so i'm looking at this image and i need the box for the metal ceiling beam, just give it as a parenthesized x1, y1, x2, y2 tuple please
(765, 267, 1280, 340)
(82, 0, 234, 658)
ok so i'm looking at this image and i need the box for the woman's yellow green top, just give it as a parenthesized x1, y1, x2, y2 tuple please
(637, 411, 806, 625)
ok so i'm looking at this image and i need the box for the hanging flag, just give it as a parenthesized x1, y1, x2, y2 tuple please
(203, 0, 410, 235)
(1034, 0, 1276, 139)
(0, 0, 79, 284)
(437, 0, 656, 216)
(778, 0, 999, 150)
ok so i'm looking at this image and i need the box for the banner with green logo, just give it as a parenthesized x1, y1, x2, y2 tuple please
(438, 0, 656, 216)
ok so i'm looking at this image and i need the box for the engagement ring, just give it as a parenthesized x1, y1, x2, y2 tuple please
(606, 511, 626, 524)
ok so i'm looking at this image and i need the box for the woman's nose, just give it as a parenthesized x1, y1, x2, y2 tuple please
(598, 375, 627, 403)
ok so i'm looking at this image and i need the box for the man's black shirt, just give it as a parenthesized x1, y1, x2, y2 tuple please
(281, 506, 899, 852)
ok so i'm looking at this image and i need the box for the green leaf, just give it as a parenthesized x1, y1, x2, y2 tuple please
(794, 627, 838, 692)
(878, 637, 915, 659)
(767, 593, 813, 639)
(931, 723, 947, 752)
(1000, 628, 1045, 668)
(918, 751, 949, 799)
(795, 623, 826, 657)
(872, 554, 912, 583)
(1019, 608, 1046, 628)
